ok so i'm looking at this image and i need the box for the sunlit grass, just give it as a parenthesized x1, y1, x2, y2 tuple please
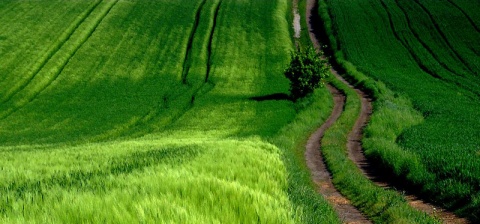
(0, 137, 295, 223)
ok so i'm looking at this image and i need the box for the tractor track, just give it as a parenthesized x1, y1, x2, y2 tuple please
(304, 84, 371, 223)
(181, 0, 207, 84)
(0, 0, 102, 104)
(0, 0, 119, 121)
(100, 0, 222, 141)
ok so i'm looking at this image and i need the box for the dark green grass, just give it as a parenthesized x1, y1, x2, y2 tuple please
(0, 0, 295, 145)
(0, 0, 299, 144)
(0, 1, 98, 100)
(0, 1, 200, 144)
(321, 0, 480, 220)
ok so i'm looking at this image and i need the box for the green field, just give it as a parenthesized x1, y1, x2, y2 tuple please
(0, 0, 340, 222)
(321, 0, 480, 219)
(6, 0, 478, 222)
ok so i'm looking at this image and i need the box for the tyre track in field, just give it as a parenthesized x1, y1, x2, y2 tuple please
(96, 1, 222, 141)
(165, 0, 222, 120)
(0, 0, 102, 104)
(176, 0, 221, 104)
(380, 0, 480, 98)
(205, 1, 221, 83)
(379, 0, 443, 80)
(0, 0, 118, 120)
(182, 0, 221, 84)
(307, 0, 470, 223)
(412, 0, 478, 75)
(181, 0, 207, 84)
(150, 0, 221, 134)
(390, 0, 466, 79)
(444, 0, 480, 34)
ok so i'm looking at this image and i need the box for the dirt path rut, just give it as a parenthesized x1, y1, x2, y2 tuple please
(303, 0, 469, 223)
(305, 85, 371, 223)
(297, 0, 370, 222)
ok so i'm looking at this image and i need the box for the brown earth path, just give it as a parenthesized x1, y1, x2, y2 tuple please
(303, 0, 469, 223)
(305, 84, 371, 223)
(295, 0, 371, 222)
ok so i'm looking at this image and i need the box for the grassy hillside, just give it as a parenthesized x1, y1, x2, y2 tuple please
(0, 0, 340, 222)
(321, 0, 480, 219)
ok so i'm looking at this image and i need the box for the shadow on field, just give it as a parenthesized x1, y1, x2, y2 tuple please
(249, 93, 291, 101)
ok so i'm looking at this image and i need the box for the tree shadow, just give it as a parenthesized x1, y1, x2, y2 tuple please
(249, 93, 291, 102)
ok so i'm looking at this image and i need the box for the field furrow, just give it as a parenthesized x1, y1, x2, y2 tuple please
(0, 0, 119, 121)
(0, 1, 102, 105)
(205, 1, 222, 83)
(0, 1, 93, 96)
(445, 0, 480, 33)
(414, 0, 478, 76)
(181, 0, 207, 84)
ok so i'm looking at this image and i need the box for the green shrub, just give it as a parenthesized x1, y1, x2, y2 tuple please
(284, 46, 329, 101)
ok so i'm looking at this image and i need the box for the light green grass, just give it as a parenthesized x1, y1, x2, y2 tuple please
(0, 137, 295, 223)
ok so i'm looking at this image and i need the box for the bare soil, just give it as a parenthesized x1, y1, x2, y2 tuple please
(300, 0, 370, 222)
(305, 85, 371, 223)
(303, 0, 469, 223)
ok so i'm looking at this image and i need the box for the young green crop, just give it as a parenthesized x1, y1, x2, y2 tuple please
(0, 138, 296, 223)
(0, 0, 200, 145)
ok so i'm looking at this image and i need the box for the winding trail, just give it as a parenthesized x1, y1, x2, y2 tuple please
(302, 0, 469, 223)
(296, 0, 370, 222)
(305, 85, 371, 223)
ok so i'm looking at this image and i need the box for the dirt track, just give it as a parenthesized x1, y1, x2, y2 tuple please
(305, 85, 371, 223)
(302, 0, 469, 223)
(297, 0, 370, 222)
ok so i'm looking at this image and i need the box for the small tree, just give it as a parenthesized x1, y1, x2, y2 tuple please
(284, 46, 329, 101)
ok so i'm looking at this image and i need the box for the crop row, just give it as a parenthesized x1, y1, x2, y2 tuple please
(0, 0, 201, 144)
